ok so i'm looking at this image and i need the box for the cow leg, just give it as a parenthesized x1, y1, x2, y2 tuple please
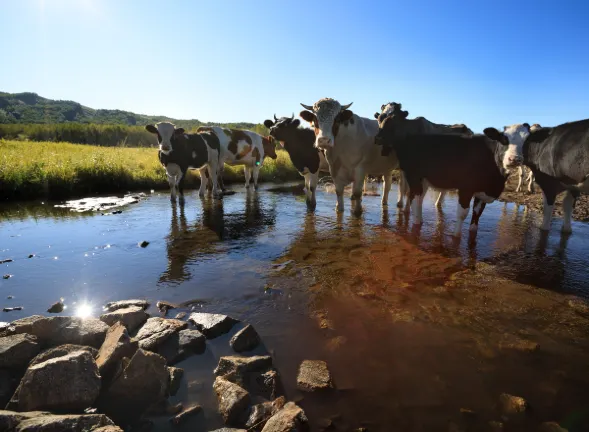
(363, 177, 368, 196)
(166, 163, 181, 202)
(407, 177, 425, 224)
(516, 166, 524, 192)
(167, 174, 177, 202)
(435, 190, 445, 208)
(198, 168, 208, 197)
(526, 170, 535, 194)
(252, 165, 261, 190)
(382, 172, 392, 207)
(351, 169, 365, 215)
(469, 197, 486, 233)
(453, 190, 472, 237)
(244, 166, 252, 188)
(397, 171, 406, 209)
(335, 180, 345, 213)
(561, 190, 575, 234)
(217, 163, 226, 193)
(176, 170, 186, 205)
(540, 192, 556, 231)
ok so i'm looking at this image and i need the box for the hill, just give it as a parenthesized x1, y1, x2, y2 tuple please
(0, 91, 257, 130)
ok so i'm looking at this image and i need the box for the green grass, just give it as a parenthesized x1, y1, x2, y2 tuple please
(0, 140, 301, 201)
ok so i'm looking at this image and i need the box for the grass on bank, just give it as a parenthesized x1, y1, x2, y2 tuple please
(0, 140, 301, 201)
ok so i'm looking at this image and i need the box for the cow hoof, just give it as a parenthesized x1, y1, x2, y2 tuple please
(561, 226, 573, 234)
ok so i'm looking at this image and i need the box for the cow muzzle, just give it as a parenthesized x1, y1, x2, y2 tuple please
(505, 155, 523, 167)
(317, 137, 333, 148)
(160, 145, 172, 153)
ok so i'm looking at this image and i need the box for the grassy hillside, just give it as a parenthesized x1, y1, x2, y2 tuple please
(0, 140, 300, 201)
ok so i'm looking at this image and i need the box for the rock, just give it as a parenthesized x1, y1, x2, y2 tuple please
(0, 410, 51, 431)
(174, 312, 187, 320)
(488, 421, 504, 431)
(296, 360, 333, 391)
(29, 344, 98, 367)
(214, 356, 273, 377)
(213, 376, 251, 426)
(168, 366, 184, 396)
(95, 322, 138, 380)
(139, 241, 150, 248)
(3, 307, 22, 312)
(8, 316, 109, 348)
(157, 329, 206, 364)
(230, 325, 261, 353)
(46, 301, 64, 314)
(169, 404, 202, 425)
(245, 396, 286, 429)
(539, 422, 568, 432)
(15, 350, 101, 412)
(98, 349, 169, 425)
(498, 393, 528, 415)
(0, 334, 40, 369)
(27, 255, 34, 259)
(189, 313, 238, 339)
(261, 402, 309, 432)
(209, 429, 247, 432)
(15, 413, 114, 431)
(6, 296, 13, 300)
(214, 356, 280, 400)
(99, 306, 148, 332)
(93, 427, 124, 432)
(157, 301, 176, 315)
(135, 318, 187, 351)
(0, 259, 13, 264)
(3, 275, 12, 280)
(0, 370, 18, 407)
(104, 299, 150, 312)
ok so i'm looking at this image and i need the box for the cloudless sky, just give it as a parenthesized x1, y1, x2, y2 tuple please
(1, 0, 588, 132)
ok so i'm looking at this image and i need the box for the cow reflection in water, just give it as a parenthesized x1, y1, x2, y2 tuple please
(159, 192, 276, 284)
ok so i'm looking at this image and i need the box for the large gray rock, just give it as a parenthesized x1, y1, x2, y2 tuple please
(134, 318, 187, 351)
(95, 322, 137, 381)
(2, 316, 45, 337)
(296, 360, 333, 392)
(261, 402, 309, 432)
(0, 334, 40, 369)
(230, 325, 260, 353)
(189, 313, 238, 339)
(98, 349, 169, 425)
(0, 410, 52, 431)
(104, 299, 150, 312)
(214, 356, 280, 400)
(7, 317, 108, 349)
(15, 413, 114, 431)
(213, 376, 250, 426)
(16, 350, 101, 412)
(214, 356, 273, 377)
(0, 370, 18, 407)
(245, 396, 286, 429)
(157, 329, 206, 364)
(28, 344, 98, 368)
(99, 306, 148, 332)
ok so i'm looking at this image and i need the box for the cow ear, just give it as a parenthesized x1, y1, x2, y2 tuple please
(528, 127, 552, 143)
(146, 124, 157, 134)
(401, 110, 409, 119)
(484, 127, 507, 145)
(339, 110, 354, 123)
(299, 110, 315, 123)
(374, 112, 380, 119)
(174, 128, 185, 135)
(292, 119, 300, 127)
(523, 123, 530, 130)
(263, 120, 274, 128)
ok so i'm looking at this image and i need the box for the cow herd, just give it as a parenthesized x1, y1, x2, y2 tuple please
(146, 98, 589, 239)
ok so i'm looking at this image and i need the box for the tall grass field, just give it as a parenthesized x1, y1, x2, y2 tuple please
(0, 140, 301, 201)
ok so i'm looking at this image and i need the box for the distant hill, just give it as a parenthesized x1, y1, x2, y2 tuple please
(0, 91, 257, 130)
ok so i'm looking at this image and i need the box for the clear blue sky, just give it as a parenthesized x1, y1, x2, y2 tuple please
(1, 0, 588, 132)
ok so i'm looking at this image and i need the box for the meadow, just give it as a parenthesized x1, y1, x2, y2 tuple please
(0, 140, 300, 201)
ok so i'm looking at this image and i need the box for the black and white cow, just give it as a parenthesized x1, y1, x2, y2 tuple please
(376, 111, 530, 236)
(263, 114, 329, 208)
(516, 123, 542, 193)
(523, 119, 589, 233)
(146, 122, 222, 202)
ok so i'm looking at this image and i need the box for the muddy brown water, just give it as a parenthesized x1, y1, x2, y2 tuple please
(1, 182, 589, 431)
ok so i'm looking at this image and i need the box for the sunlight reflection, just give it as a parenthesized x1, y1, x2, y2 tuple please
(75, 303, 94, 318)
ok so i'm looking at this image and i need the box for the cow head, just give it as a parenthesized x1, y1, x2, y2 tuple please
(299, 98, 353, 149)
(374, 109, 410, 150)
(375, 102, 404, 123)
(262, 136, 278, 160)
(264, 113, 300, 144)
(145, 122, 185, 154)
(483, 123, 530, 170)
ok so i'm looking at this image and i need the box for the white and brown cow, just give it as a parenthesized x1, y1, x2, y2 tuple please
(146, 122, 222, 202)
(375, 102, 474, 210)
(376, 110, 530, 236)
(299, 98, 397, 214)
(516, 123, 542, 193)
(263, 114, 330, 209)
(197, 127, 277, 190)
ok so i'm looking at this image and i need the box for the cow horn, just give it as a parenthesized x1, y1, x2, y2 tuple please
(300, 103, 314, 111)
(341, 102, 353, 110)
(274, 114, 278, 121)
(291, 113, 295, 120)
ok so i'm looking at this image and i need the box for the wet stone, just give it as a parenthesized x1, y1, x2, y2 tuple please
(47, 301, 64, 313)
(104, 299, 150, 312)
(139, 241, 150, 248)
(245, 396, 286, 429)
(0, 259, 13, 264)
(214, 356, 280, 400)
(169, 404, 202, 426)
(95, 322, 138, 380)
(2, 307, 22, 312)
(189, 313, 238, 339)
(498, 393, 528, 415)
(175, 312, 187, 320)
(168, 366, 184, 396)
(3, 275, 12, 280)
(100, 306, 148, 332)
(0, 334, 40, 369)
(157, 301, 176, 315)
(539, 422, 568, 432)
(213, 376, 251, 426)
(230, 324, 261, 353)
(2, 412, 115, 431)
(260, 402, 309, 432)
(296, 360, 333, 392)
(157, 328, 206, 364)
(135, 317, 187, 351)
(29, 344, 98, 368)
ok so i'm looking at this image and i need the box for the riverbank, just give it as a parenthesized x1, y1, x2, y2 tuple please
(0, 140, 301, 201)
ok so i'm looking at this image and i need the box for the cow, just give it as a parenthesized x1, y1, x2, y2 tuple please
(146, 122, 222, 202)
(376, 110, 530, 237)
(522, 119, 589, 233)
(263, 114, 330, 209)
(516, 123, 542, 193)
(374, 102, 474, 210)
(299, 98, 398, 214)
(197, 127, 277, 190)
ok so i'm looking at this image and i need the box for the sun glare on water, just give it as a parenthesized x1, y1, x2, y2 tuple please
(75, 303, 94, 318)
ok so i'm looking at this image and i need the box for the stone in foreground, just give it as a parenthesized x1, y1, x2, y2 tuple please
(213, 376, 251, 426)
(261, 402, 309, 432)
(0, 410, 52, 431)
(16, 350, 101, 412)
(134, 317, 187, 351)
(539, 422, 568, 432)
(28, 344, 98, 368)
(214, 356, 280, 400)
(498, 393, 528, 415)
(0, 334, 40, 369)
(245, 396, 286, 429)
(230, 324, 261, 353)
(16, 413, 114, 431)
(99, 306, 148, 332)
(209, 429, 247, 432)
(104, 299, 150, 312)
(169, 404, 202, 426)
(296, 360, 333, 392)
(157, 329, 206, 364)
(95, 322, 138, 380)
(188, 313, 238, 339)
